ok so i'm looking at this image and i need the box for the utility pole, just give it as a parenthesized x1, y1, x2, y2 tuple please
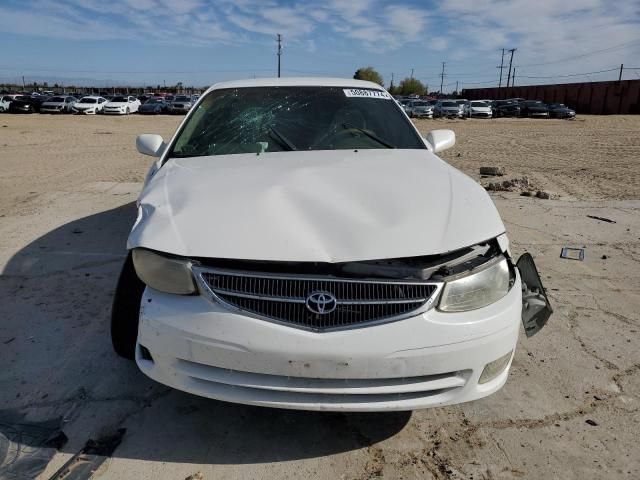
(619, 64, 624, 82)
(277, 33, 282, 78)
(512, 68, 516, 87)
(506, 48, 516, 88)
(497, 48, 506, 94)
(410, 68, 414, 79)
(390, 72, 395, 91)
(22, 75, 25, 90)
(439, 62, 445, 95)
(455, 80, 458, 94)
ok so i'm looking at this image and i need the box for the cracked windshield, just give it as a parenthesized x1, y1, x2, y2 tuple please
(170, 86, 426, 157)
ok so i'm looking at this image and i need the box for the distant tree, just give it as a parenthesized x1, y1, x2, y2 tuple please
(398, 77, 427, 96)
(353, 67, 384, 86)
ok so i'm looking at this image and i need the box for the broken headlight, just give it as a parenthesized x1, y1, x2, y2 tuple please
(438, 257, 510, 312)
(132, 248, 196, 295)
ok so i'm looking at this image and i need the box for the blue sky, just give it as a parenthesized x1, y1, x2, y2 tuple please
(1, 0, 639, 91)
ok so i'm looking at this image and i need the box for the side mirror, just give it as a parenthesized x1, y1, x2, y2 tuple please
(136, 134, 166, 157)
(425, 129, 455, 153)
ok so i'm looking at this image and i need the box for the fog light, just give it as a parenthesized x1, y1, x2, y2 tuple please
(479, 350, 513, 384)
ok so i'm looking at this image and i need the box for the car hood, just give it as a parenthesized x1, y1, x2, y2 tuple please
(140, 103, 161, 109)
(128, 149, 505, 262)
(106, 102, 127, 106)
(471, 106, 491, 112)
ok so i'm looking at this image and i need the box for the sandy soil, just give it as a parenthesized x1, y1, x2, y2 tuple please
(0, 114, 639, 480)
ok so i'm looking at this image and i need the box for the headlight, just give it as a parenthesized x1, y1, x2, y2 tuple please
(132, 248, 196, 294)
(438, 257, 510, 312)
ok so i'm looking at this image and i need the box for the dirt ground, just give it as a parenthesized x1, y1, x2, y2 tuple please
(0, 114, 639, 480)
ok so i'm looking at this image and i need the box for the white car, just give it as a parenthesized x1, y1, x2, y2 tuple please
(40, 95, 78, 114)
(111, 78, 552, 412)
(73, 96, 108, 115)
(0, 94, 20, 112)
(464, 100, 493, 118)
(103, 95, 140, 115)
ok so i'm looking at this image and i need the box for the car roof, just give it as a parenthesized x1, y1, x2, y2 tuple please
(205, 77, 385, 94)
(79, 96, 102, 99)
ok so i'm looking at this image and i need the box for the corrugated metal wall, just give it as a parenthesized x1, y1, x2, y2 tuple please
(461, 80, 640, 114)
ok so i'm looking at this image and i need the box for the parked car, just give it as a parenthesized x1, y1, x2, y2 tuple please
(493, 100, 521, 117)
(406, 100, 434, 118)
(167, 95, 193, 114)
(110, 77, 552, 412)
(0, 94, 21, 112)
(103, 95, 141, 115)
(137, 94, 152, 104)
(519, 100, 549, 118)
(138, 97, 168, 114)
(73, 96, 108, 114)
(8, 95, 46, 113)
(454, 99, 468, 106)
(547, 103, 576, 119)
(434, 100, 464, 118)
(463, 100, 492, 118)
(40, 95, 78, 114)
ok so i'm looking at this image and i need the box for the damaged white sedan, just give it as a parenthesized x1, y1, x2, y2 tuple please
(111, 78, 552, 412)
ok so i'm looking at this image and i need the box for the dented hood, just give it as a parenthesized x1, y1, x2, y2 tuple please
(128, 149, 505, 262)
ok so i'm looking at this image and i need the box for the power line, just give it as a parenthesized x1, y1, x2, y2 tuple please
(515, 38, 640, 68)
(517, 67, 619, 79)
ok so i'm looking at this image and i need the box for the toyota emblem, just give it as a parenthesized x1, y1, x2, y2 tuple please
(305, 291, 337, 315)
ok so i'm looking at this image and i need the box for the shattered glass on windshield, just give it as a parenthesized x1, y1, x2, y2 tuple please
(169, 86, 426, 158)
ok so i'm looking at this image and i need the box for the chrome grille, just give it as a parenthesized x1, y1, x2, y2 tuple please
(196, 268, 441, 331)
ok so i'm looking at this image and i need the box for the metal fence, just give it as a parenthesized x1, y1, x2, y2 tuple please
(462, 79, 640, 115)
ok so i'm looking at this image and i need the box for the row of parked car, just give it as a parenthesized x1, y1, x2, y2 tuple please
(397, 97, 576, 119)
(0, 92, 200, 115)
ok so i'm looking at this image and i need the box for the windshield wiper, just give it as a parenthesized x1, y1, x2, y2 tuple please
(342, 123, 395, 149)
(269, 126, 297, 151)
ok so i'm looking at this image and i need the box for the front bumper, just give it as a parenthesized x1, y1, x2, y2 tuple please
(41, 106, 64, 113)
(470, 111, 492, 118)
(135, 273, 523, 411)
(73, 107, 97, 114)
(104, 108, 126, 115)
(168, 106, 191, 113)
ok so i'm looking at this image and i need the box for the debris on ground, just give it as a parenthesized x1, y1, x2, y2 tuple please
(480, 166, 504, 176)
(560, 247, 585, 261)
(587, 215, 616, 224)
(585, 419, 599, 426)
(48, 428, 126, 480)
(485, 176, 530, 192)
(536, 190, 551, 199)
(185, 472, 204, 480)
(601, 255, 608, 260)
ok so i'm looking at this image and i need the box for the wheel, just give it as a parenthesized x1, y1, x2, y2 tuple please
(111, 251, 145, 360)
(126, 107, 130, 115)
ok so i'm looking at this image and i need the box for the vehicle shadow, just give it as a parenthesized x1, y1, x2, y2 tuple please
(0, 202, 410, 468)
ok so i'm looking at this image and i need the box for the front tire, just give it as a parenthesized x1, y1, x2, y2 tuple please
(111, 252, 145, 360)
(125, 107, 130, 115)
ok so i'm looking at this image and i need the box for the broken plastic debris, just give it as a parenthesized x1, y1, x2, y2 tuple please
(560, 247, 585, 261)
